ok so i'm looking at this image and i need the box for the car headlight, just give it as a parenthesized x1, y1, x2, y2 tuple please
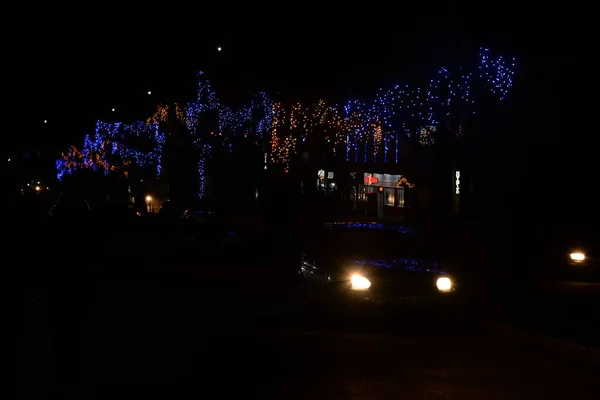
(350, 274, 371, 290)
(570, 252, 585, 262)
(436, 276, 453, 292)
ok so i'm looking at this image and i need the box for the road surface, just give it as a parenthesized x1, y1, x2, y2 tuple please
(494, 280, 600, 349)
(19, 271, 600, 400)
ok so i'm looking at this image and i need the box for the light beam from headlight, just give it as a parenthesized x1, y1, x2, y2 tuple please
(436, 277, 453, 292)
(570, 252, 585, 262)
(351, 275, 371, 290)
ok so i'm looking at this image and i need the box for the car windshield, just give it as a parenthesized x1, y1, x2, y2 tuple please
(49, 198, 92, 216)
(320, 223, 430, 259)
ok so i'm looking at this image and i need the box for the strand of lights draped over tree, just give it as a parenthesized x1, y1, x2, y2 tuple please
(57, 47, 515, 196)
(175, 71, 273, 197)
(56, 116, 166, 181)
(56, 71, 273, 200)
(270, 47, 515, 167)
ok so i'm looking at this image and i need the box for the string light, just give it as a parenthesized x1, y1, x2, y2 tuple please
(56, 48, 515, 195)
(350, 259, 443, 274)
(267, 48, 514, 165)
(197, 144, 211, 198)
(419, 126, 436, 146)
(479, 47, 515, 100)
(56, 114, 166, 181)
(325, 221, 416, 235)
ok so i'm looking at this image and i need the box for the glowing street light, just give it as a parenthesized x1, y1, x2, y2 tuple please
(145, 195, 154, 213)
(147, 90, 152, 95)
(43, 120, 47, 123)
(217, 46, 222, 51)
(112, 108, 115, 112)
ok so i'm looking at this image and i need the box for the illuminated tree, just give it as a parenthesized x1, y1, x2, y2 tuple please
(55, 48, 516, 201)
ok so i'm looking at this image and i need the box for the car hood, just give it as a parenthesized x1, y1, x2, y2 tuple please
(326, 257, 447, 277)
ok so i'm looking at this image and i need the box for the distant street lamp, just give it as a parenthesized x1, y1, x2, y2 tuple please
(112, 108, 115, 112)
(217, 46, 222, 51)
(147, 90, 152, 95)
(43, 120, 47, 123)
(145, 195, 153, 213)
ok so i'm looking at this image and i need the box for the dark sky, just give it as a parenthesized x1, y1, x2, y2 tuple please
(12, 2, 587, 153)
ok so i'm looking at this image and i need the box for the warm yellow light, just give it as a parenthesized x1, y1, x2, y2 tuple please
(436, 277, 453, 292)
(35, 186, 41, 191)
(570, 252, 585, 262)
(145, 195, 152, 202)
(351, 275, 371, 290)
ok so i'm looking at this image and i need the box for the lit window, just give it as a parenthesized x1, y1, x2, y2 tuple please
(397, 187, 405, 208)
(384, 188, 395, 206)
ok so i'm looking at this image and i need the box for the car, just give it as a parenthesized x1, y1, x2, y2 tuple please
(536, 227, 599, 283)
(564, 243, 598, 282)
(48, 196, 93, 220)
(299, 221, 463, 314)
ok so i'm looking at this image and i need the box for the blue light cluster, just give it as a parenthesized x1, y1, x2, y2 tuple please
(324, 222, 416, 235)
(197, 143, 211, 199)
(180, 73, 273, 196)
(56, 119, 165, 181)
(333, 47, 515, 163)
(479, 48, 515, 100)
(181, 72, 273, 144)
(350, 259, 444, 274)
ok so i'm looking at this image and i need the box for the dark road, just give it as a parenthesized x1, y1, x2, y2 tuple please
(19, 270, 600, 399)
(19, 314, 600, 399)
(494, 280, 600, 350)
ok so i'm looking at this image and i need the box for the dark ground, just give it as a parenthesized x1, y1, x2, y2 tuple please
(493, 280, 600, 350)
(16, 214, 600, 399)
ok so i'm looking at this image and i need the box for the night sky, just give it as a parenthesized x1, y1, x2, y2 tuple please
(12, 4, 492, 147)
